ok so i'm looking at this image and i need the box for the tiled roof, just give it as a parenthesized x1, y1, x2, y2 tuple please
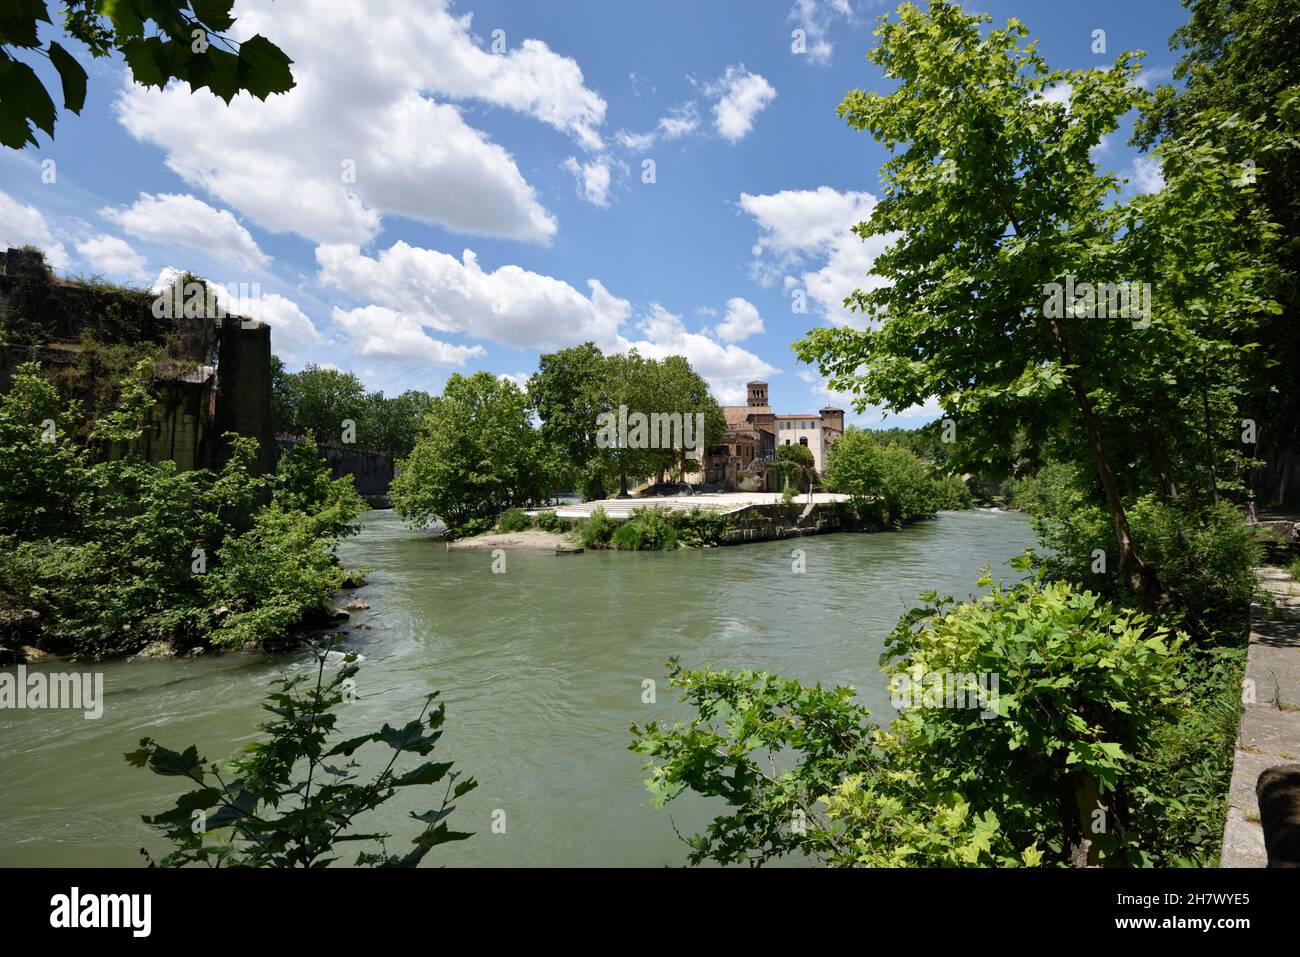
(722, 405, 771, 431)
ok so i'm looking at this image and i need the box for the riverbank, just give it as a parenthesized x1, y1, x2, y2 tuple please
(0, 508, 1039, 866)
(447, 530, 569, 551)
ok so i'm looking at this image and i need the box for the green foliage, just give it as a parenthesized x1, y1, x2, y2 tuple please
(775, 442, 816, 493)
(529, 343, 726, 497)
(1134, 0, 1300, 506)
(533, 510, 563, 533)
(793, 0, 1289, 594)
(825, 429, 964, 522)
(127, 647, 475, 867)
(673, 507, 726, 547)
(875, 442, 941, 523)
(528, 343, 609, 494)
(496, 507, 530, 533)
(611, 507, 679, 551)
(391, 371, 554, 530)
(0, 362, 364, 656)
(868, 422, 956, 466)
(1129, 644, 1246, 866)
(631, 576, 1190, 867)
(443, 517, 492, 541)
(1018, 461, 1260, 640)
(1, 1, 294, 149)
(776, 443, 814, 469)
(577, 505, 615, 549)
(930, 473, 975, 510)
(269, 362, 434, 457)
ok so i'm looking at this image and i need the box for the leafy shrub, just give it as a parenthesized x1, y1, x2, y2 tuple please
(578, 505, 616, 549)
(674, 507, 727, 546)
(632, 573, 1190, 867)
(497, 507, 530, 533)
(445, 517, 493, 540)
(0, 363, 366, 656)
(776, 443, 815, 468)
(533, 510, 563, 532)
(781, 484, 798, 504)
(611, 507, 678, 551)
(930, 473, 974, 510)
(1129, 644, 1245, 866)
(1017, 462, 1260, 640)
(130, 646, 476, 867)
(824, 430, 941, 523)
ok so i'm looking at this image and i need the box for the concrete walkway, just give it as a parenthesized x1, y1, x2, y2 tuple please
(1220, 566, 1300, 866)
(541, 491, 852, 521)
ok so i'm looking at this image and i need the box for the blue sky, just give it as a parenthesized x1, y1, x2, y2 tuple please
(0, 0, 1187, 425)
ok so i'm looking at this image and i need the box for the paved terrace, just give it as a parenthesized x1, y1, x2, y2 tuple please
(1220, 565, 1300, 866)
(537, 491, 852, 521)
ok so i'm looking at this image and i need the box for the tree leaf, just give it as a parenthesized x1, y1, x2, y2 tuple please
(47, 41, 87, 113)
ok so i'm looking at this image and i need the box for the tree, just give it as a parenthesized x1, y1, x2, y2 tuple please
(369, 389, 434, 458)
(129, 645, 475, 867)
(271, 360, 433, 457)
(528, 342, 609, 495)
(652, 354, 727, 482)
(530, 345, 727, 498)
(390, 371, 550, 530)
(276, 364, 365, 445)
(0, 361, 365, 656)
(1134, 0, 1300, 508)
(776, 442, 815, 492)
(1, 0, 293, 149)
(824, 427, 884, 501)
(794, 0, 1282, 600)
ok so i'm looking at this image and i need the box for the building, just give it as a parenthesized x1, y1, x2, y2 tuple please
(705, 380, 844, 488)
(0, 246, 278, 477)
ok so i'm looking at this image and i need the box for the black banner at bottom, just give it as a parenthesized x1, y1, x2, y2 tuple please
(0, 866, 1285, 942)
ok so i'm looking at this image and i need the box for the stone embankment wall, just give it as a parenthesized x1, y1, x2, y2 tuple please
(275, 436, 395, 500)
(718, 502, 887, 544)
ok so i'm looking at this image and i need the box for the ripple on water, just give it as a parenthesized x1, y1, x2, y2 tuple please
(0, 508, 1036, 867)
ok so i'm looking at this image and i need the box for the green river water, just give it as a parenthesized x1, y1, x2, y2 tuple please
(0, 508, 1035, 867)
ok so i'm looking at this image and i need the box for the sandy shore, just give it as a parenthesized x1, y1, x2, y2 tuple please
(446, 529, 571, 551)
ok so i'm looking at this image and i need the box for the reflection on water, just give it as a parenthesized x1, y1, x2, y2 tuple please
(0, 508, 1034, 866)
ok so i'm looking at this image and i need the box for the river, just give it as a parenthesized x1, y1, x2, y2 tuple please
(0, 508, 1035, 867)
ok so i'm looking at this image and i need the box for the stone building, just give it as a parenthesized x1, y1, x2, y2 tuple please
(705, 379, 844, 488)
(0, 246, 277, 476)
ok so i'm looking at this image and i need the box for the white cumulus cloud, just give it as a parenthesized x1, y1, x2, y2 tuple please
(331, 305, 485, 367)
(316, 241, 631, 352)
(76, 234, 146, 277)
(0, 190, 69, 269)
(562, 155, 613, 207)
(707, 66, 776, 143)
(102, 193, 268, 271)
(788, 0, 855, 66)
(714, 297, 765, 343)
(114, 0, 607, 245)
(624, 304, 777, 405)
(1129, 155, 1165, 194)
(740, 186, 897, 327)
